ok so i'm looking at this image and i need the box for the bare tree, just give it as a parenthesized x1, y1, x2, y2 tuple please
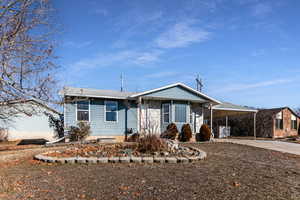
(0, 0, 58, 121)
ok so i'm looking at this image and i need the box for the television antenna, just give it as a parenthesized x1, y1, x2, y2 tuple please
(120, 73, 124, 92)
(196, 74, 203, 92)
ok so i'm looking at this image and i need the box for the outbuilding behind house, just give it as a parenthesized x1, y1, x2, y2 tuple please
(0, 99, 61, 142)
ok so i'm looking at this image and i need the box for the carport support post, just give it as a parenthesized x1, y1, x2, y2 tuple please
(254, 112, 257, 140)
(138, 97, 142, 133)
(225, 116, 228, 128)
(210, 103, 213, 135)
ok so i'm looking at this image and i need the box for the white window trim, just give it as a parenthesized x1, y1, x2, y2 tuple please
(291, 119, 297, 130)
(104, 100, 118, 123)
(162, 103, 170, 124)
(76, 100, 90, 122)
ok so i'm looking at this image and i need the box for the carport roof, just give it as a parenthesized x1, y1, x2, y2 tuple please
(213, 102, 257, 113)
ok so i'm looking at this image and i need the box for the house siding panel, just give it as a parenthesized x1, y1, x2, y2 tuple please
(64, 99, 138, 136)
(144, 86, 206, 102)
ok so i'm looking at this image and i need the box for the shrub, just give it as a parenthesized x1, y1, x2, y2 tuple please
(0, 128, 8, 142)
(137, 134, 168, 153)
(160, 123, 178, 140)
(126, 133, 140, 142)
(179, 124, 192, 142)
(196, 124, 211, 141)
(68, 122, 91, 142)
(45, 112, 64, 138)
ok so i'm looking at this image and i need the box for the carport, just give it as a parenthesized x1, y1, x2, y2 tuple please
(208, 102, 258, 138)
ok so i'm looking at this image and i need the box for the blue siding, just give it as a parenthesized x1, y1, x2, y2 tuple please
(64, 99, 137, 136)
(144, 86, 206, 102)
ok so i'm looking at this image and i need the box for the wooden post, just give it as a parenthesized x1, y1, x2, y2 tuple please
(254, 112, 257, 140)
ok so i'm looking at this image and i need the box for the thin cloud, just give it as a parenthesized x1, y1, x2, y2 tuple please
(93, 8, 108, 16)
(252, 3, 273, 17)
(71, 50, 163, 70)
(155, 21, 211, 49)
(64, 41, 93, 49)
(220, 79, 293, 93)
(145, 72, 179, 79)
(251, 49, 266, 57)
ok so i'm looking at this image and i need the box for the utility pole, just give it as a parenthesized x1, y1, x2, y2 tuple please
(196, 74, 203, 92)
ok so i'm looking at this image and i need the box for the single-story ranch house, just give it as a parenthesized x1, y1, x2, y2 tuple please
(61, 83, 257, 142)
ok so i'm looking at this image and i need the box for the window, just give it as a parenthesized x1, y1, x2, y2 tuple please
(175, 103, 187, 123)
(275, 119, 283, 129)
(291, 115, 297, 130)
(105, 101, 118, 122)
(275, 112, 283, 129)
(77, 100, 89, 121)
(162, 104, 170, 123)
(291, 120, 297, 130)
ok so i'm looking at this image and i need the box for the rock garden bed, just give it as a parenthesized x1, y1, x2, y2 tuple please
(34, 140, 207, 164)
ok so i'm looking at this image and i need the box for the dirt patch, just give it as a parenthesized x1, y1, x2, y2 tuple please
(0, 146, 67, 163)
(1, 143, 300, 200)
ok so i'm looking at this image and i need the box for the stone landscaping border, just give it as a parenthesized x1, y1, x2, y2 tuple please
(34, 147, 207, 164)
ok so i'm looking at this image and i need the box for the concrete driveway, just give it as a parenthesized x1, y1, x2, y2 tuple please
(217, 139, 300, 156)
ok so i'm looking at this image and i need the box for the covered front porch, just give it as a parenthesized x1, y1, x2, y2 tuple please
(138, 98, 208, 134)
(130, 83, 220, 135)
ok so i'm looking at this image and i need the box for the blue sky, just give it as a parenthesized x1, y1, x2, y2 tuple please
(53, 0, 300, 108)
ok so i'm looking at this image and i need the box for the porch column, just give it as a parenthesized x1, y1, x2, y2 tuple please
(138, 97, 142, 133)
(254, 112, 257, 140)
(210, 103, 213, 136)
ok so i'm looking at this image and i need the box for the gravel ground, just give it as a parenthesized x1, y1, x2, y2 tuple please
(0, 143, 300, 200)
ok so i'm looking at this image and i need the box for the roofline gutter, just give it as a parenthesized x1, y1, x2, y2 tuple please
(64, 94, 128, 100)
(212, 107, 258, 113)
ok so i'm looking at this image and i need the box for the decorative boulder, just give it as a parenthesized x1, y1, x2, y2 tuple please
(165, 139, 179, 152)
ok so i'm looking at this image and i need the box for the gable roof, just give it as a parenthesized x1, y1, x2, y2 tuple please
(258, 107, 300, 118)
(61, 86, 136, 99)
(213, 102, 257, 113)
(130, 83, 221, 104)
(1, 99, 61, 115)
(61, 83, 221, 104)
